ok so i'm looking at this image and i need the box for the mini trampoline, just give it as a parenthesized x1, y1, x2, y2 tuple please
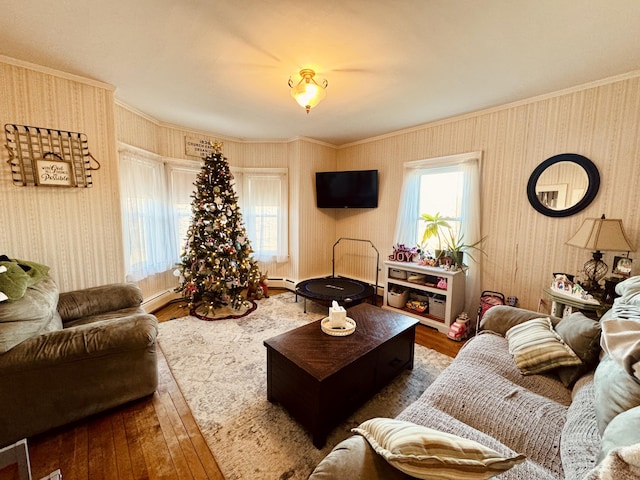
(295, 238, 379, 313)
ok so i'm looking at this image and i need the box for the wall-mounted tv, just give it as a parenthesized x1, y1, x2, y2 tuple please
(315, 169, 379, 208)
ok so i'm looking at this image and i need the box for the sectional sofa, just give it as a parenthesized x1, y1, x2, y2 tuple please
(310, 277, 640, 479)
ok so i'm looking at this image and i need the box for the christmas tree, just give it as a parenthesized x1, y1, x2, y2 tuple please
(176, 142, 260, 316)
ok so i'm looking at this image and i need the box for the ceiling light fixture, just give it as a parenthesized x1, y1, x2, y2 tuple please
(288, 68, 328, 114)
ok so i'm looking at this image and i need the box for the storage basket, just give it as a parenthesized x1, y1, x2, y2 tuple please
(430, 296, 446, 320)
(389, 268, 407, 280)
(387, 289, 409, 308)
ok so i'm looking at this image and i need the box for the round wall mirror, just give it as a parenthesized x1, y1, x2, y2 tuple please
(526, 153, 600, 217)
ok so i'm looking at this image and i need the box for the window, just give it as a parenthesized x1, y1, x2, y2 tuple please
(119, 145, 289, 281)
(393, 151, 482, 312)
(233, 168, 289, 263)
(417, 170, 464, 250)
(118, 145, 176, 281)
(165, 162, 200, 257)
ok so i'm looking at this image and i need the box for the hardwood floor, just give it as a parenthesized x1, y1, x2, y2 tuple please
(3, 290, 464, 480)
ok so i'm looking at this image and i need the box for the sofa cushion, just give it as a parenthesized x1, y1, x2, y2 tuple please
(0, 276, 62, 353)
(352, 418, 525, 480)
(480, 305, 561, 336)
(555, 312, 602, 387)
(505, 317, 582, 375)
(594, 355, 640, 435)
(309, 435, 414, 480)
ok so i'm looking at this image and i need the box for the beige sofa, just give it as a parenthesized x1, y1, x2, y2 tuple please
(310, 279, 640, 479)
(0, 276, 158, 447)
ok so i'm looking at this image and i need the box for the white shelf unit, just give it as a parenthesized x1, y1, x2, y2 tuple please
(383, 260, 466, 333)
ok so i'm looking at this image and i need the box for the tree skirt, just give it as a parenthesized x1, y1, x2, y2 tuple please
(157, 292, 453, 480)
(190, 299, 257, 320)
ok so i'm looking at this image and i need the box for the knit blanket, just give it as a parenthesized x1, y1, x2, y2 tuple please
(396, 332, 587, 479)
(602, 276, 640, 381)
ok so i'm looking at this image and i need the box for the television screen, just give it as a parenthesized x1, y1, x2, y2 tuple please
(315, 169, 379, 208)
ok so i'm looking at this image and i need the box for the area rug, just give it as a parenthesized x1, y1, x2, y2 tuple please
(157, 292, 453, 480)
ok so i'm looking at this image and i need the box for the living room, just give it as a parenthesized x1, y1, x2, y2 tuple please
(1, 1, 640, 479)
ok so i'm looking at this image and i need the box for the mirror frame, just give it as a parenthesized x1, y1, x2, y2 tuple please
(526, 153, 600, 217)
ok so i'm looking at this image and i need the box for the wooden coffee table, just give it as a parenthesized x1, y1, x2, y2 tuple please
(263, 302, 418, 448)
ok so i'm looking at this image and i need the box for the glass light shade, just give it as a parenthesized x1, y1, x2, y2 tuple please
(289, 69, 327, 113)
(291, 80, 326, 110)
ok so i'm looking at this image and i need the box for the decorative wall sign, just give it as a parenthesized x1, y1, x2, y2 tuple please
(4, 124, 100, 187)
(185, 136, 220, 158)
(36, 153, 73, 186)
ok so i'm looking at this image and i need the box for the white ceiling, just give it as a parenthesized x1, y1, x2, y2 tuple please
(2, 0, 640, 146)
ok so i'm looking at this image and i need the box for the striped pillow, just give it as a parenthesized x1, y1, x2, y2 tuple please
(506, 317, 582, 375)
(352, 418, 525, 480)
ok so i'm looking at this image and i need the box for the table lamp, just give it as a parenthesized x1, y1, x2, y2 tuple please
(566, 215, 634, 292)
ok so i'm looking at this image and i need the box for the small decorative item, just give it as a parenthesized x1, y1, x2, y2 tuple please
(388, 244, 418, 262)
(612, 256, 633, 277)
(552, 273, 574, 292)
(436, 277, 448, 289)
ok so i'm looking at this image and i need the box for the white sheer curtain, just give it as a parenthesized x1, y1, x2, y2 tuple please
(166, 162, 200, 257)
(119, 146, 175, 281)
(239, 169, 288, 263)
(393, 152, 483, 315)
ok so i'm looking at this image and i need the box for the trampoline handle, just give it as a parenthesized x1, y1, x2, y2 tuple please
(332, 237, 380, 296)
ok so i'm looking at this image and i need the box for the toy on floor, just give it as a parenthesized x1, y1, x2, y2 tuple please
(447, 312, 470, 341)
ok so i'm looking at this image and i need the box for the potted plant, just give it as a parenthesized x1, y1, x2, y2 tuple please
(420, 212, 452, 258)
(443, 230, 486, 269)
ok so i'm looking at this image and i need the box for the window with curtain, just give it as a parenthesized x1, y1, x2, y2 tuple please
(234, 168, 289, 263)
(165, 162, 200, 257)
(393, 152, 482, 313)
(118, 146, 176, 281)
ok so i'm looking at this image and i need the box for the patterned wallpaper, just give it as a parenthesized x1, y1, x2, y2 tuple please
(2, 55, 639, 312)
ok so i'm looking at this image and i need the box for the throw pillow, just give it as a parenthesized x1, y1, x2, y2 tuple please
(555, 312, 602, 387)
(594, 355, 640, 435)
(599, 405, 640, 463)
(601, 317, 640, 381)
(505, 317, 582, 375)
(352, 418, 526, 480)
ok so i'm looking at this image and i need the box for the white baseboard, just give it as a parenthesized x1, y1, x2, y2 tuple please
(143, 289, 180, 313)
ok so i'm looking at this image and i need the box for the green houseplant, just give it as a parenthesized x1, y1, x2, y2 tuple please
(443, 230, 486, 269)
(420, 212, 452, 256)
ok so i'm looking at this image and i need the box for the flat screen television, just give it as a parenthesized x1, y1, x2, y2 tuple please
(315, 169, 379, 208)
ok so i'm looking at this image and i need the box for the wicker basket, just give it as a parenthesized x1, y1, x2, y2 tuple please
(387, 289, 409, 308)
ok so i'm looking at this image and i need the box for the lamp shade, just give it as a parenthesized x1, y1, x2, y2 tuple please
(566, 217, 635, 252)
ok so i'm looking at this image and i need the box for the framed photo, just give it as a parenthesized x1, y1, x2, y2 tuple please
(612, 256, 633, 277)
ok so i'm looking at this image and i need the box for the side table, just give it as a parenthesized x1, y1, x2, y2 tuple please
(543, 288, 601, 319)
